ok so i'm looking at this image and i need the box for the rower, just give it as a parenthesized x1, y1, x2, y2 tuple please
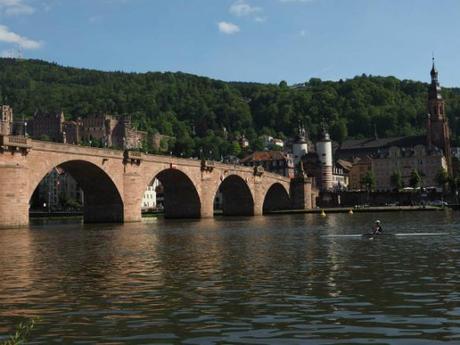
(373, 220, 383, 235)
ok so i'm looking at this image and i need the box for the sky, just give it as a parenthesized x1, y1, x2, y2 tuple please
(1, 0, 460, 86)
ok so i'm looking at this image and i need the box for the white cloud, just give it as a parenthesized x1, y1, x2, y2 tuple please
(255, 16, 267, 23)
(218, 21, 240, 35)
(0, 25, 42, 49)
(0, 0, 34, 15)
(230, 0, 261, 17)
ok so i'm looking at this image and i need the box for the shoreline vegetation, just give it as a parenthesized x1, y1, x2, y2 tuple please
(0, 318, 40, 345)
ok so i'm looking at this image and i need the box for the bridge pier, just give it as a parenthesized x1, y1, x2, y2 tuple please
(290, 176, 316, 210)
(123, 171, 144, 223)
(0, 163, 30, 228)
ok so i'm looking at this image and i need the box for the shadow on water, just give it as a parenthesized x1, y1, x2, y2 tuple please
(0, 211, 459, 344)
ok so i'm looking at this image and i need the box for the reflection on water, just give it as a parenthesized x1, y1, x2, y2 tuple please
(0, 212, 460, 344)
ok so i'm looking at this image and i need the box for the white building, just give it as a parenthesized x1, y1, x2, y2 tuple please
(142, 179, 160, 211)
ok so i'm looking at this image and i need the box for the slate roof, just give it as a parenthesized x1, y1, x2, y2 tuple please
(339, 135, 426, 151)
(240, 150, 291, 163)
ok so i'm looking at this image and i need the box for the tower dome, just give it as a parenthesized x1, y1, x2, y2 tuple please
(293, 123, 308, 165)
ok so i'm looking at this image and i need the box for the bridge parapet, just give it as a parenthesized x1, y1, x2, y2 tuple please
(0, 135, 32, 153)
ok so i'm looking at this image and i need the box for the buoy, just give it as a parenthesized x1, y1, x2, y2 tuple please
(348, 209, 354, 214)
(321, 210, 327, 217)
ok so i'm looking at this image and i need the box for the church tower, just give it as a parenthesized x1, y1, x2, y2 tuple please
(427, 58, 452, 174)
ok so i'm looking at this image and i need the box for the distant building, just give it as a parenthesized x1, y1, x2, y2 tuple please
(30, 111, 65, 142)
(28, 111, 146, 149)
(300, 145, 349, 191)
(238, 135, 250, 149)
(333, 160, 351, 190)
(336, 59, 452, 187)
(372, 145, 446, 191)
(260, 135, 284, 150)
(63, 120, 82, 145)
(348, 156, 372, 191)
(142, 179, 160, 211)
(32, 168, 84, 211)
(240, 151, 295, 178)
(150, 132, 174, 153)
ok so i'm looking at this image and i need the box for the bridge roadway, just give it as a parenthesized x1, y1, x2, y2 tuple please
(0, 136, 316, 228)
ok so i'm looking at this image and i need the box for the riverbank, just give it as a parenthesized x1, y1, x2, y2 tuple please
(29, 206, 446, 221)
(267, 205, 445, 215)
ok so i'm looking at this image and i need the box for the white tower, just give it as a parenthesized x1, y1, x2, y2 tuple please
(292, 124, 308, 165)
(316, 125, 333, 191)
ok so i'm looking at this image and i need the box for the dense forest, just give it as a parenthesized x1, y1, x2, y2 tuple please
(1, 58, 460, 158)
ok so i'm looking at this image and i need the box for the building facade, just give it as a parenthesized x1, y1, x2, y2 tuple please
(240, 151, 295, 178)
(141, 179, 160, 211)
(32, 168, 84, 211)
(27, 112, 146, 149)
(372, 145, 447, 191)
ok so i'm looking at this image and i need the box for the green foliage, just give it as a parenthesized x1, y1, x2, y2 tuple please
(390, 170, 403, 191)
(435, 168, 449, 187)
(361, 170, 376, 191)
(1, 317, 40, 345)
(409, 169, 422, 188)
(2, 58, 460, 157)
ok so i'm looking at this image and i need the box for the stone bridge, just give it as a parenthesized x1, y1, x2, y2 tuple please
(0, 136, 316, 228)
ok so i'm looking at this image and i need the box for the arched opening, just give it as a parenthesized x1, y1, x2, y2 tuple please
(149, 169, 201, 219)
(216, 175, 254, 216)
(263, 183, 291, 213)
(29, 160, 124, 223)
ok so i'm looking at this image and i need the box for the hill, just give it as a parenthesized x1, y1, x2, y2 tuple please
(1, 58, 460, 158)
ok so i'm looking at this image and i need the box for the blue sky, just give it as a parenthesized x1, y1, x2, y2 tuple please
(1, 0, 460, 86)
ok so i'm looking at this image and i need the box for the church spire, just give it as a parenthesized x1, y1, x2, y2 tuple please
(429, 56, 442, 103)
(430, 56, 438, 81)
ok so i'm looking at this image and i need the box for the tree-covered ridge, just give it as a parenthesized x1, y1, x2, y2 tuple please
(1, 58, 460, 158)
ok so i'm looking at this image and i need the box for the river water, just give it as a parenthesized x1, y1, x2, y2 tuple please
(0, 211, 459, 344)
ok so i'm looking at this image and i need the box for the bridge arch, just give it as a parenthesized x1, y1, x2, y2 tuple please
(262, 182, 291, 213)
(30, 160, 124, 223)
(216, 175, 254, 216)
(146, 168, 201, 218)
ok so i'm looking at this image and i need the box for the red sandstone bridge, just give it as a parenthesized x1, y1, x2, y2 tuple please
(0, 135, 316, 228)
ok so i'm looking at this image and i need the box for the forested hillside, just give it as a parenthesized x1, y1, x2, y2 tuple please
(1, 58, 460, 158)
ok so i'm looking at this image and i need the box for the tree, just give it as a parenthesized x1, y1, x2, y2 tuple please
(390, 170, 403, 191)
(361, 170, 376, 191)
(409, 169, 422, 188)
(330, 119, 348, 144)
(230, 141, 241, 157)
(435, 168, 449, 188)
